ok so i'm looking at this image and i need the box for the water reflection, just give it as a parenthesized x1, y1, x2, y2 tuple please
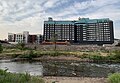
(0, 60, 43, 76)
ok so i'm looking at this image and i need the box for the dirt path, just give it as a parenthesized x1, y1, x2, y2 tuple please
(44, 76, 107, 83)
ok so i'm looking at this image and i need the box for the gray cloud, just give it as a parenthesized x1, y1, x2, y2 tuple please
(0, 0, 120, 39)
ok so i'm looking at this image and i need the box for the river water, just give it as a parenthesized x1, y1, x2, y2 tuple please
(0, 60, 120, 77)
(0, 60, 43, 76)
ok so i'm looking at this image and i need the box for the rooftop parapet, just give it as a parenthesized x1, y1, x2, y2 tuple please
(45, 17, 112, 24)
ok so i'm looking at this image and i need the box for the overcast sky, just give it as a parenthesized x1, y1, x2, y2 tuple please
(0, 0, 120, 40)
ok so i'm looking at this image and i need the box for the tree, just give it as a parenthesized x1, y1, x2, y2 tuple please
(66, 41, 71, 51)
(0, 43, 3, 53)
(16, 43, 25, 50)
(51, 33, 58, 51)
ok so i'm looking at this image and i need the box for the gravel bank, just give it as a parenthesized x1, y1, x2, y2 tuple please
(44, 76, 107, 83)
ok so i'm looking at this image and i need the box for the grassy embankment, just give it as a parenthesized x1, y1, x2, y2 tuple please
(108, 73, 120, 83)
(0, 69, 44, 83)
(0, 46, 120, 62)
(0, 43, 120, 62)
(0, 68, 120, 83)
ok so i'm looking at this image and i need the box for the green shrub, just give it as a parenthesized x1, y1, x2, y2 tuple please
(106, 55, 116, 60)
(53, 51, 59, 56)
(37, 51, 62, 57)
(0, 44, 3, 53)
(16, 43, 25, 50)
(114, 50, 120, 60)
(82, 51, 120, 61)
(108, 73, 120, 83)
(0, 69, 44, 83)
(12, 54, 21, 58)
(19, 50, 37, 60)
(88, 55, 106, 60)
(77, 53, 89, 59)
(28, 50, 37, 59)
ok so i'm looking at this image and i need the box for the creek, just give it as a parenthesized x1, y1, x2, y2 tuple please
(0, 60, 120, 77)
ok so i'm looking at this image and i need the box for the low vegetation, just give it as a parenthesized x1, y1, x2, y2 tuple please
(1, 44, 120, 62)
(0, 44, 3, 53)
(15, 50, 120, 62)
(107, 73, 120, 83)
(88, 50, 120, 61)
(19, 50, 37, 60)
(16, 43, 25, 50)
(0, 69, 44, 83)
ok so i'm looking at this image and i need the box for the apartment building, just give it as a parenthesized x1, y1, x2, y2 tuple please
(8, 33, 16, 42)
(28, 34, 43, 44)
(43, 17, 114, 45)
(8, 31, 43, 44)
